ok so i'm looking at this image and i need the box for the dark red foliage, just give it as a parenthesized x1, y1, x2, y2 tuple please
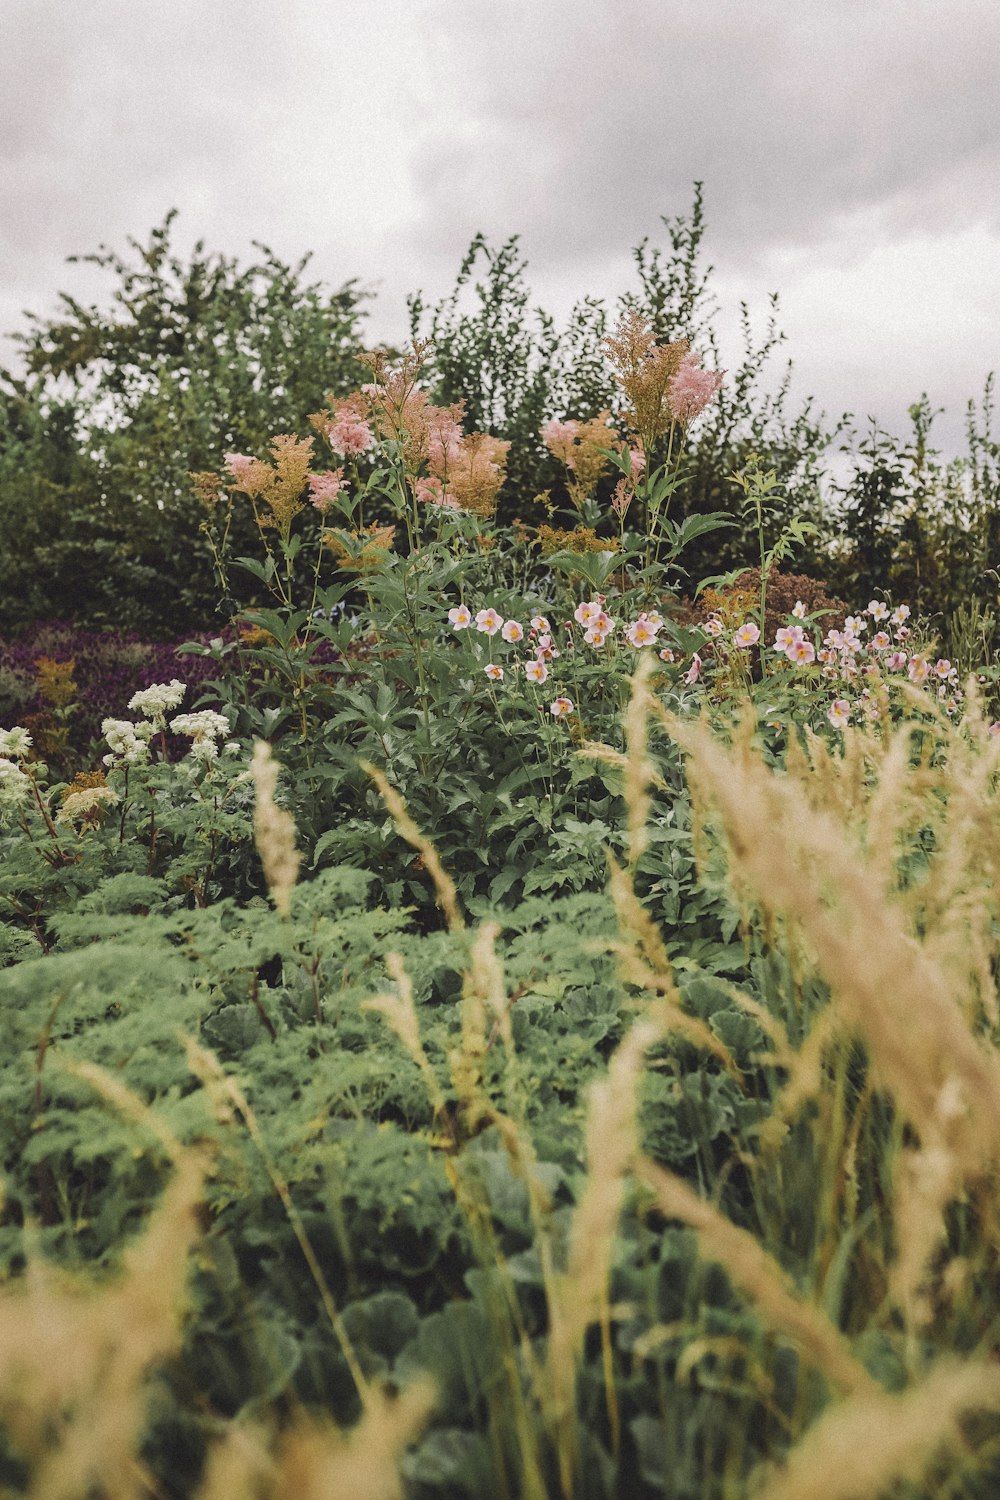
(0, 621, 228, 771)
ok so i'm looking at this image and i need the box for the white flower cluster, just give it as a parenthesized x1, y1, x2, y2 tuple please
(56, 785, 120, 827)
(0, 756, 31, 823)
(127, 679, 186, 725)
(0, 726, 32, 759)
(169, 710, 233, 763)
(102, 717, 155, 766)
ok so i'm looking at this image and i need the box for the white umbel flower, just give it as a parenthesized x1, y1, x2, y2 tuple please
(56, 786, 120, 826)
(0, 727, 32, 759)
(127, 679, 186, 724)
(0, 757, 31, 822)
(102, 718, 153, 766)
(169, 710, 231, 746)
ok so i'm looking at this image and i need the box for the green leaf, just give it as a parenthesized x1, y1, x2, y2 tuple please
(544, 547, 622, 590)
(663, 510, 735, 553)
(202, 1004, 268, 1055)
(234, 555, 276, 584)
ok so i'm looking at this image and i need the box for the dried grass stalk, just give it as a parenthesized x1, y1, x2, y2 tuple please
(622, 651, 657, 866)
(183, 1036, 371, 1406)
(753, 1359, 1000, 1500)
(197, 1378, 436, 1500)
(251, 740, 301, 916)
(637, 1158, 875, 1399)
(361, 758, 464, 931)
(659, 708, 1000, 1315)
(545, 1018, 662, 1493)
(364, 951, 449, 1121)
(0, 1145, 204, 1498)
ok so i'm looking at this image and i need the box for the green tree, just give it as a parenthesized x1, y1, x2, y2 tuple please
(407, 233, 566, 519)
(825, 391, 1000, 629)
(409, 184, 847, 573)
(0, 211, 368, 635)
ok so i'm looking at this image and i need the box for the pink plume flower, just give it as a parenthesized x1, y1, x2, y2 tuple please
(307, 469, 346, 513)
(541, 418, 581, 470)
(415, 476, 458, 509)
(415, 476, 444, 506)
(223, 453, 255, 482)
(610, 480, 632, 520)
(328, 406, 374, 457)
(667, 355, 725, 424)
(426, 409, 464, 474)
(541, 419, 579, 447)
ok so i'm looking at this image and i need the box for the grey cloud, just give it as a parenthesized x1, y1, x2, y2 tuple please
(0, 0, 994, 456)
(0, 2, 325, 307)
(410, 0, 1000, 271)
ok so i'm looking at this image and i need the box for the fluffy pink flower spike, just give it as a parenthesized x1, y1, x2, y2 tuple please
(667, 355, 725, 424)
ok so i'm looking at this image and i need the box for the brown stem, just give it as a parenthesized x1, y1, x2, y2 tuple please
(26, 769, 62, 844)
(118, 766, 130, 843)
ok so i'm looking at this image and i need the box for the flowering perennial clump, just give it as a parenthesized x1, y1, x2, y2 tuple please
(443, 594, 676, 727)
(541, 412, 622, 508)
(0, 727, 32, 759)
(0, 756, 31, 823)
(102, 718, 154, 767)
(224, 436, 316, 539)
(308, 351, 512, 521)
(56, 783, 120, 828)
(683, 593, 966, 731)
(170, 711, 232, 762)
(601, 309, 725, 455)
(127, 679, 186, 726)
(436, 578, 990, 752)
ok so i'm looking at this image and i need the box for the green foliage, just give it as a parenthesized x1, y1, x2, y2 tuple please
(3, 200, 1000, 1498)
(0, 212, 367, 635)
(410, 184, 846, 580)
(826, 390, 1000, 659)
(408, 234, 567, 518)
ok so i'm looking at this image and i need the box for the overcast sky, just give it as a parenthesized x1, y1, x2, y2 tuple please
(2, 0, 998, 457)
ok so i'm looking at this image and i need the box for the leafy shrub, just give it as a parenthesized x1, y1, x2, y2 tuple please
(0, 213, 368, 636)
